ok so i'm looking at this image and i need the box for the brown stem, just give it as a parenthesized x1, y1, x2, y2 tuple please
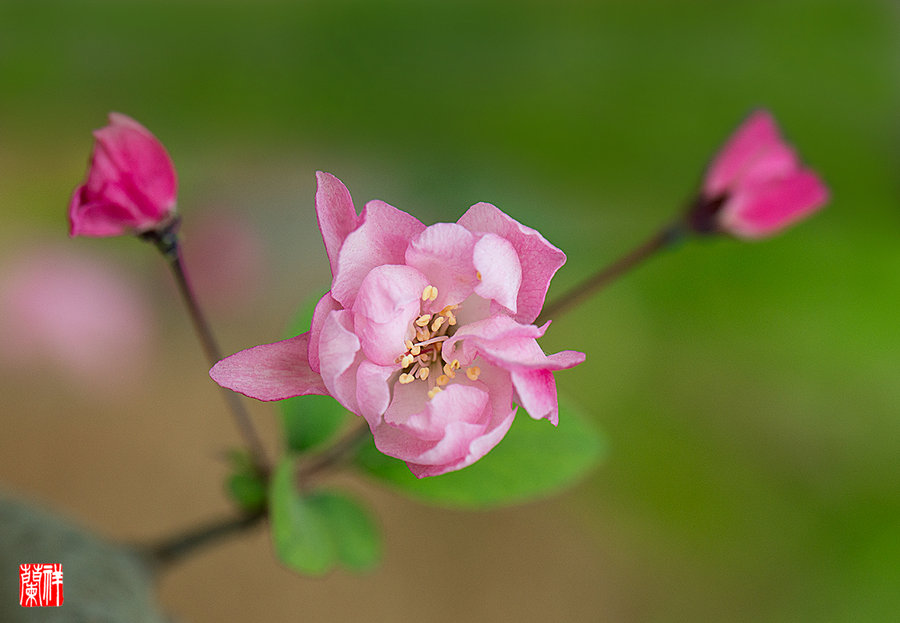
(146, 510, 266, 568)
(142, 219, 270, 475)
(536, 221, 685, 325)
(297, 423, 371, 485)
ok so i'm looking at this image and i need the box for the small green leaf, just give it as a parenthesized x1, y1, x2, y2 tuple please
(225, 449, 267, 512)
(269, 457, 335, 575)
(307, 492, 381, 572)
(281, 394, 349, 453)
(354, 397, 606, 508)
(228, 473, 267, 512)
(268, 457, 382, 575)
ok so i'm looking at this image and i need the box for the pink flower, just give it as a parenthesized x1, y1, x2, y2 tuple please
(0, 244, 154, 396)
(688, 110, 829, 238)
(211, 172, 585, 477)
(69, 113, 177, 237)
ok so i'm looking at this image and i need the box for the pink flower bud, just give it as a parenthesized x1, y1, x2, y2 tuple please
(68, 113, 178, 237)
(688, 110, 829, 238)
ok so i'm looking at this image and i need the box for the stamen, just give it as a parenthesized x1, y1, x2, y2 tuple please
(451, 359, 461, 370)
(417, 367, 430, 380)
(414, 335, 448, 348)
(405, 340, 414, 351)
(427, 387, 442, 399)
(437, 374, 450, 386)
(415, 314, 432, 327)
(399, 373, 415, 384)
(466, 366, 481, 381)
(422, 285, 438, 301)
(400, 354, 415, 368)
(410, 344, 421, 356)
(446, 312, 457, 326)
(431, 316, 445, 332)
(442, 363, 456, 379)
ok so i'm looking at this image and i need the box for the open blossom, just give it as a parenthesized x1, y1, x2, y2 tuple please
(211, 172, 585, 477)
(69, 113, 177, 237)
(687, 110, 828, 238)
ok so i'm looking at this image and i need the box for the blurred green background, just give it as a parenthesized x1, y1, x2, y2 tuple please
(1, 0, 898, 621)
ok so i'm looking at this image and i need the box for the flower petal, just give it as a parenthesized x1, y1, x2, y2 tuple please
(458, 202, 565, 324)
(405, 223, 478, 307)
(353, 264, 429, 366)
(472, 233, 521, 313)
(375, 383, 490, 472)
(318, 310, 363, 413)
(722, 169, 829, 239)
(356, 360, 395, 430)
(308, 291, 341, 373)
(704, 110, 787, 196)
(209, 332, 328, 401)
(331, 199, 426, 307)
(315, 172, 360, 276)
(511, 368, 560, 424)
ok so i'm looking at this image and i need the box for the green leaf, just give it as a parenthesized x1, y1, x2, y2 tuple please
(354, 397, 606, 508)
(268, 457, 382, 575)
(269, 457, 335, 575)
(308, 491, 381, 572)
(225, 450, 267, 512)
(281, 394, 350, 453)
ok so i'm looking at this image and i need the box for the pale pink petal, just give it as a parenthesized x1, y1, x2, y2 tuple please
(511, 367, 560, 424)
(722, 170, 830, 239)
(315, 172, 360, 275)
(355, 360, 395, 430)
(375, 384, 489, 467)
(404, 223, 478, 307)
(472, 233, 521, 313)
(352, 265, 429, 365)
(331, 199, 425, 307)
(704, 110, 784, 196)
(457, 202, 565, 324)
(308, 291, 341, 373)
(209, 333, 328, 401)
(318, 310, 363, 413)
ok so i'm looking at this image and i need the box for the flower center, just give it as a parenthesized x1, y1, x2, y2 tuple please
(395, 284, 481, 399)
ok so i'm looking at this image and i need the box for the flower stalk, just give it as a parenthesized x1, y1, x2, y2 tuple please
(141, 218, 270, 476)
(536, 221, 684, 324)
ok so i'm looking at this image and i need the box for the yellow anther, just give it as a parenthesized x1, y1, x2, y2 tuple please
(451, 359, 461, 370)
(446, 312, 457, 326)
(422, 285, 438, 301)
(418, 354, 431, 365)
(399, 373, 415, 384)
(466, 366, 481, 381)
(427, 387, 443, 399)
(439, 304, 458, 314)
(428, 285, 438, 301)
(410, 344, 421, 356)
(416, 328, 431, 343)
(405, 340, 414, 351)
(476, 271, 482, 280)
(417, 367, 430, 380)
(431, 316, 445, 332)
(415, 314, 432, 327)
(401, 354, 415, 368)
(437, 374, 450, 386)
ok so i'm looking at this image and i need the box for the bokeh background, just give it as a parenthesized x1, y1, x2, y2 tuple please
(1, 0, 899, 621)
